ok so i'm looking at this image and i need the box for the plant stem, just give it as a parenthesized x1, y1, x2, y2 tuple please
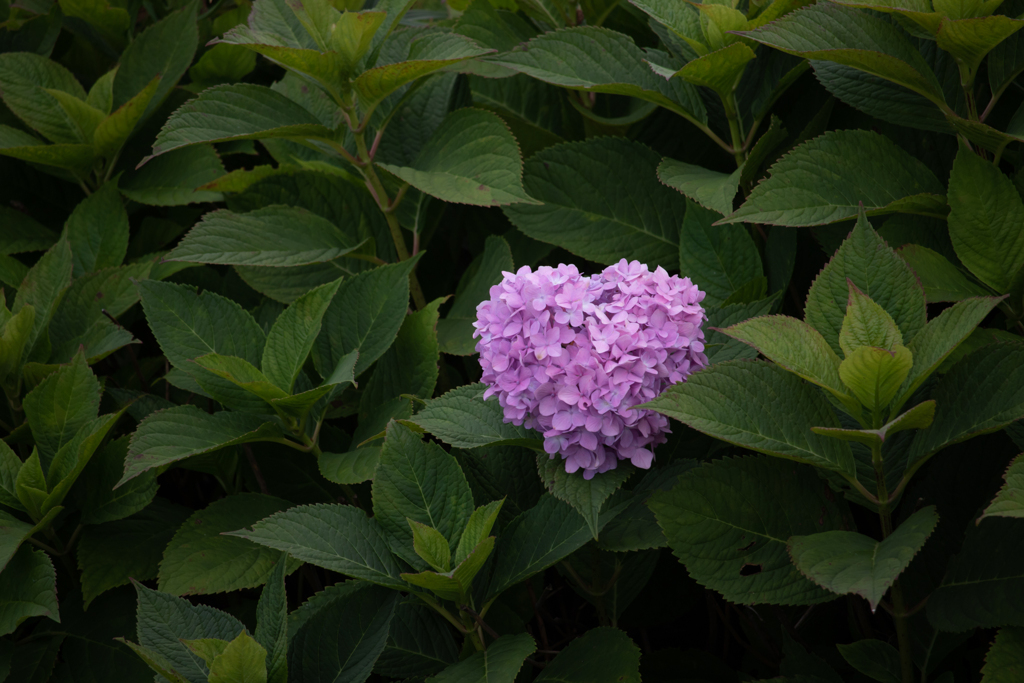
(725, 94, 746, 169)
(871, 442, 915, 683)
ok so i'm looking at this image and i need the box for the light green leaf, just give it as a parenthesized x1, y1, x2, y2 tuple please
(425, 633, 535, 683)
(504, 137, 686, 269)
(77, 499, 192, 608)
(839, 283, 904, 357)
(947, 144, 1024, 293)
(208, 632, 267, 683)
(804, 212, 927, 357)
(536, 454, 633, 539)
(658, 159, 742, 218)
(120, 145, 227, 207)
(437, 236, 513, 356)
(534, 627, 640, 683)
(839, 344, 913, 414)
(790, 506, 938, 609)
(23, 351, 100, 473)
(118, 406, 284, 486)
(182, 639, 228, 669)
(642, 360, 856, 475)
(980, 627, 1024, 682)
(453, 499, 503, 567)
(935, 16, 1024, 85)
(0, 545, 58, 636)
(42, 89, 105, 143)
(158, 493, 297, 596)
(313, 255, 421, 377)
(811, 400, 935, 446)
(412, 383, 543, 449)
(262, 278, 342, 392)
(254, 555, 288, 683)
(65, 182, 129, 276)
(331, 11, 388, 71)
(354, 31, 492, 108)
(650, 456, 851, 605)
(378, 108, 536, 207)
(668, 42, 756, 100)
(678, 201, 761, 307)
(979, 454, 1024, 522)
(93, 75, 161, 160)
(897, 244, 990, 303)
(148, 83, 334, 160)
(492, 26, 707, 126)
(188, 355, 288, 405)
(409, 519, 451, 572)
(319, 447, 382, 485)
(0, 52, 86, 144)
(111, 2, 198, 121)
(0, 126, 95, 170)
(373, 421, 474, 567)
(167, 206, 364, 267)
(227, 503, 407, 589)
(739, 3, 947, 106)
(722, 130, 946, 226)
(838, 640, 902, 683)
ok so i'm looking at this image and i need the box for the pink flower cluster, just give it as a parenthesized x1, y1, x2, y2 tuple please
(473, 259, 707, 479)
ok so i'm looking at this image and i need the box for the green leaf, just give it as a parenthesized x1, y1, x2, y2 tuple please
(486, 494, 616, 600)
(905, 342, 1024, 478)
(14, 451, 47, 520)
(739, 3, 947, 106)
(898, 244, 991, 303)
(534, 627, 640, 683)
(811, 400, 935, 447)
(536, 454, 633, 539)
(804, 212, 927, 357)
(0, 545, 58, 636)
(148, 84, 334, 160)
(0, 52, 87, 144)
(319, 446, 382, 485)
(378, 107, 536, 207)
(492, 26, 706, 126)
(65, 182, 128, 276)
(182, 639, 229, 669)
(42, 89, 105, 143)
(678, 201, 761, 308)
(354, 31, 492, 108)
(189, 45, 258, 88)
(119, 641, 191, 683)
(425, 633, 535, 683)
(722, 130, 946, 227)
(158, 493, 296, 596)
(947, 144, 1024, 293)
(262, 278, 342, 392)
(58, 0, 130, 49)
(14, 235, 73, 359)
(409, 519, 451, 572)
(131, 581, 245, 683)
(23, 351, 100, 473)
(642, 360, 856, 475)
(362, 299, 441, 418)
(892, 296, 1002, 413)
(42, 409, 127, 515)
(207, 632, 267, 683)
(413, 383, 543, 449)
(167, 206, 364, 267)
(80, 436, 157, 525)
(718, 315, 855, 412)
(120, 145, 227, 206)
(0, 207, 57, 256)
(93, 76, 161, 160)
(837, 640, 902, 683)
(503, 137, 687, 269)
(935, 16, 1024, 86)
(0, 126, 95, 170)
(77, 499, 191, 608)
(118, 406, 283, 486)
(979, 454, 1024, 522)
(789, 506, 938, 610)
(331, 11, 387, 70)
(254, 556, 288, 683)
(437, 236, 513, 356)
(0, 441, 26, 513)
(658, 159, 742, 218)
(111, 2, 198, 121)
(0, 508, 57, 572)
(840, 283, 903, 356)
(597, 459, 698, 553)
(313, 255, 421, 378)
(374, 601, 458, 679)
(228, 503, 407, 589)
(668, 42, 757, 100)
(650, 456, 852, 605)
(288, 585, 398, 683)
(980, 627, 1024, 682)
(839, 345, 913, 414)
(453, 499, 503, 567)
(373, 421, 474, 567)
(138, 280, 267, 412)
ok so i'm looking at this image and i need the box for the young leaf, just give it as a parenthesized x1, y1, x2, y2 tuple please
(158, 493, 297, 596)
(980, 627, 1024, 682)
(897, 244, 990, 303)
(979, 454, 1024, 522)
(119, 406, 284, 486)
(536, 454, 633, 539)
(838, 345, 913, 414)
(837, 639, 902, 683)
(166, 207, 365, 267)
(262, 278, 342, 392)
(649, 456, 852, 605)
(437, 236, 513, 356)
(331, 11, 387, 70)
(658, 159, 743, 218)
(378, 108, 536, 207)
(678, 201, 762, 307)
(408, 519, 451, 572)
(534, 627, 641, 683)
(207, 632, 268, 683)
(93, 76, 161, 161)
(412, 383, 543, 449)
(373, 421, 474, 567)
(453, 499, 503, 567)
(811, 400, 935, 447)
(23, 351, 101, 473)
(789, 506, 938, 610)
(227, 503, 407, 589)
(65, 182, 129, 276)
(0, 545, 58, 637)
(722, 130, 946, 226)
(425, 633, 535, 683)
(839, 282, 903, 356)
(642, 360, 856, 475)
(947, 144, 1024, 293)
(667, 42, 757, 101)
(935, 16, 1024, 87)
(254, 556, 288, 683)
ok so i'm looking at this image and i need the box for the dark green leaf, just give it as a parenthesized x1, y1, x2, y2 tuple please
(437, 236, 513, 356)
(65, 182, 128, 276)
(0, 545, 58, 636)
(678, 201, 762, 307)
(413, 383, 543, 449)
(425, 633, 535, 683)
(837, 639, 902, 683)
(534, 627, 640, 683)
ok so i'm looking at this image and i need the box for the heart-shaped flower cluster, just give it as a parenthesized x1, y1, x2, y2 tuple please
(473, 259, 707, 479)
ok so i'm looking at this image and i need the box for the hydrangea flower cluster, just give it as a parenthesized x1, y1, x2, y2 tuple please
(473, 259, 708, 479)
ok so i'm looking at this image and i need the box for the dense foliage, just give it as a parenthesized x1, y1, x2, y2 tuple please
(1, 0, 1024, 680)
